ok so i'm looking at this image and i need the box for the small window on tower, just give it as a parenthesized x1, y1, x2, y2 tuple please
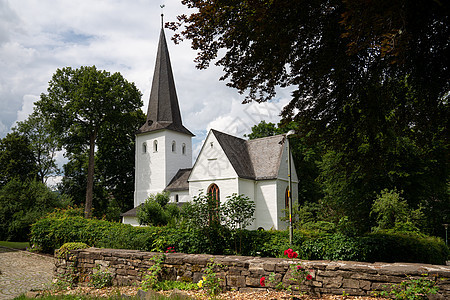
(153, 140, 158, 152)
(172, 140, 176, 152)
(142, 142, 147, 153)
(182, 143, 186, 155)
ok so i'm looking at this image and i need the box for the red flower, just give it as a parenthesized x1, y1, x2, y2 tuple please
(297, 265, 303, 270)
(284, 248, 293, 256)
(287, 251, 298, 259)
(306, 274, 313, 281)
(260, 276, 266, 287)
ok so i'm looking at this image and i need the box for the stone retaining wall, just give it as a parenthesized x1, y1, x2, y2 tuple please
(55, 248, 450, 298)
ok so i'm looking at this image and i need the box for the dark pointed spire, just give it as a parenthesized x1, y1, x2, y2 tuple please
(138, 26, 193, 136)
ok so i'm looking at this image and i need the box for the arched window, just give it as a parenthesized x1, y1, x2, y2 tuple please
(172, 140, 176, 152)
(142, 142, 147, 153)
(182, 143, 186, 155)
(207, 183, 220, 222)
(153, 140, 158, 152)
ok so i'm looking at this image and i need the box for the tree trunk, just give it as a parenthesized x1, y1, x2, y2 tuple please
(84, 129, 97, 218)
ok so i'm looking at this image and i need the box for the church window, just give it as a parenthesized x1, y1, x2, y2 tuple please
(175, 194, 179, 203)
(172, 140, 176, 152)
(142, 142, 147, 153)
(182, 143, 186, 155)
(207, 183, 220, 222)
(210, 142, 214, 148)
(153, 140, 158, 152)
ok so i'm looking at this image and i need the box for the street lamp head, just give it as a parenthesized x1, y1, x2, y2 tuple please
(286, 130, 295, 137)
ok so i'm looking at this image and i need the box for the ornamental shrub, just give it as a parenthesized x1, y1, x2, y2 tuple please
(30, 213, 448, 265)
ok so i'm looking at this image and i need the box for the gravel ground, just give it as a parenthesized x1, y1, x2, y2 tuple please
(47, 285, 387, 300)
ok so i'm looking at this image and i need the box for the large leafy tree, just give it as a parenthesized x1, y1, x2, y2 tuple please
(0, 132, 38, 187)
(14, 111, 60, 183)
(171, 0, 448, 233)
(36, 66, 143, 218)
(0, 178, 71, 241)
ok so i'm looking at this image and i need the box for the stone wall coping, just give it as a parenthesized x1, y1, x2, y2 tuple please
(70, 247, 450, 276)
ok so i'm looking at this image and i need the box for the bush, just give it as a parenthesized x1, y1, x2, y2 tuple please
(30, 214, 449, 265)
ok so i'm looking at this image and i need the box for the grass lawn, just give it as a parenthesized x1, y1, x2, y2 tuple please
(0, 241, 30, 250)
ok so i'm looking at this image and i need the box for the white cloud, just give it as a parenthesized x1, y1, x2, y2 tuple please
(15, 94, 38, 124)
(0, 0, 292, 163)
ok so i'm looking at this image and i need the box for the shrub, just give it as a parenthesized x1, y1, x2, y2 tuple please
(57, 242, 89, 259)
(30, 215, 449, 265)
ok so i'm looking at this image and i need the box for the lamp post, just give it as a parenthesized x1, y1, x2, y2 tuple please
(286, 130, 295, 245)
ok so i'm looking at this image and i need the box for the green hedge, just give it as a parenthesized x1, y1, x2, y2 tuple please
(30, 215, 449, 265)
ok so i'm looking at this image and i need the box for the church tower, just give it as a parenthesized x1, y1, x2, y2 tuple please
(134, 24, 193, 207)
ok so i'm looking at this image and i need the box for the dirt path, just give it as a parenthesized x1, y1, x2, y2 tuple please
(0, 247, 54, 300)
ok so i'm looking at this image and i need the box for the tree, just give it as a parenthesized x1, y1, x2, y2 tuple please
(0, 178, 71, 241)
(59, 109, 146, 219)
(137, 192, 180, 227)
(0, 132, 38, 187)
(221, 193, 255, 230)
(171, 1, 448, 234)
(36, 66, 143, 218)
(14, 111, 60, 183)
(245, 121, 281, 140)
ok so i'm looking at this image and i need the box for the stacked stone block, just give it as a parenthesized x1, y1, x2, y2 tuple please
(54, 248, 450, 298)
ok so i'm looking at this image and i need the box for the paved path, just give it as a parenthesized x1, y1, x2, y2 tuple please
(0, 246, 54, 300)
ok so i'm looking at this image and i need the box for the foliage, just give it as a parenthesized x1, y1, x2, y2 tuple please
(0, 132, 38, 187)
(221, 193, 255, 230)
(181, 192, 217, 229)
(137, 192, 179, 227)
(198, 259, 223, 297)
(141, 254, 165, 291)
(170, 0, 449, 238)
(0, 178, 71, 241)
(289, 264, 313, 289)
(371, 189, 424, 233)
(56, 242, 89, 259)
(245, 121, 281, 140)
(89, 265, 113, 288)
(14, 111, 60, 183)
(30, 215, 449, 264)
(375, 275, 439, 300)
(36, 66, 143, 218)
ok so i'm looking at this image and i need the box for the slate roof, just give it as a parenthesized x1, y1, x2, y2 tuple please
(137, 28, 193, 136)
(211, 129, 286, 180)
(165, 168, 191, 191)
(120, 205, 141, 217)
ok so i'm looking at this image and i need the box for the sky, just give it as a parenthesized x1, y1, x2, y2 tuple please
(0, 0, 292, 170)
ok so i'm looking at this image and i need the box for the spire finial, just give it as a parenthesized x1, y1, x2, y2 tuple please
(160, 4, 165, 28)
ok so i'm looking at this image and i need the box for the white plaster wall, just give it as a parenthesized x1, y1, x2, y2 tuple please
(134, 130, 192, 207)
(164, 130, 192, 186)
(169, 190, 191, 203)
(122, 216, 140, 226)
(237, 178, 256, 230)
(254, 180, 278, 230)
(189, 131, 237, 182)
(277, 141, 299, 184)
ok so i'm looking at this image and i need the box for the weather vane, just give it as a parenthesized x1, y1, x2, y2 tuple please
(160, 4, 165, 27)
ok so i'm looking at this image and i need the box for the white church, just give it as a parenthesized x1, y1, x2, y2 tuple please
(121, 26, 298, 230)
